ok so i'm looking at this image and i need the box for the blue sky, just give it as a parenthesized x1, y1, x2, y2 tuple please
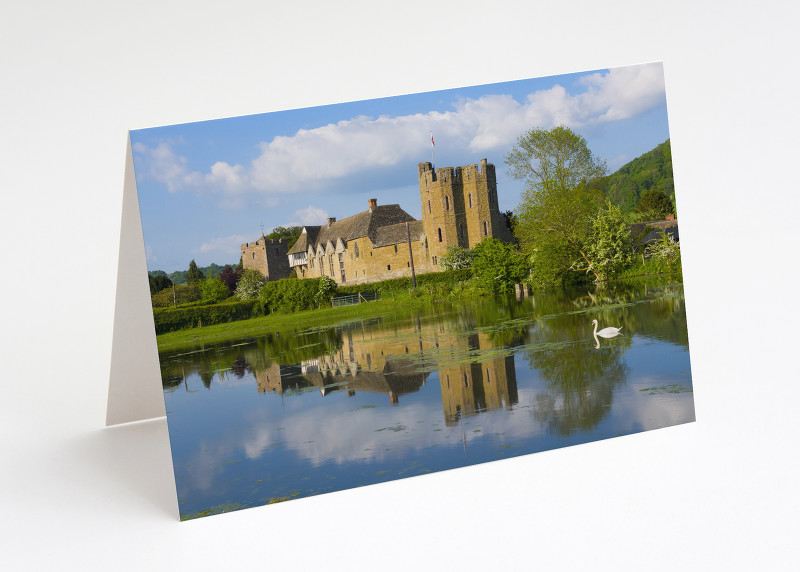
(131, 62, 670, 273)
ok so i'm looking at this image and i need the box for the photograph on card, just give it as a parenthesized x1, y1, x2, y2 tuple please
(131, 61, 694, 520)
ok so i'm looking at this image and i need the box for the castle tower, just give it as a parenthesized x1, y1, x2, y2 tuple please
(418, 159, 511, 261)
(241, 237, 291, 281)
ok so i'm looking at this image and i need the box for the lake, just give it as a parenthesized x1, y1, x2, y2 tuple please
(159, 277, 694, 519)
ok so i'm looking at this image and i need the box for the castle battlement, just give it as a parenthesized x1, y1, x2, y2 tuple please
(418, 159, 495, 186)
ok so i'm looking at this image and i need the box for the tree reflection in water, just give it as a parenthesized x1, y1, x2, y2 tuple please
(159, 277, 689, 437)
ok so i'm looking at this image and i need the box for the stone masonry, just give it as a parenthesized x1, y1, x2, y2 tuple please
(241, 237, 291, 281)
(271, 159, 512, 286)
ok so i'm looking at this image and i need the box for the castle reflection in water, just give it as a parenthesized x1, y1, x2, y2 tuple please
(220, 318, 518, 426)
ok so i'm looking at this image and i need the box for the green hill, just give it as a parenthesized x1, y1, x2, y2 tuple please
(601, 139, 674, 212)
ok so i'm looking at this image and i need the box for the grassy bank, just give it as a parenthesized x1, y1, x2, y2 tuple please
(156, 296, 427, 352)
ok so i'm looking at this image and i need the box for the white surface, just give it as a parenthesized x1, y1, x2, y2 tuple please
(105, 136, 165, 426)
(1, 1, 797, 570)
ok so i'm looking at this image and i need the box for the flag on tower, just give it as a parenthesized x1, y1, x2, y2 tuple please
(431, 133, 435, 148)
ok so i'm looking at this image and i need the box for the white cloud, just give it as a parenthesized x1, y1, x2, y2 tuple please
(134, 64, 665, 198)
(291, 205, 330, 226)
(194, 234, 249, 255)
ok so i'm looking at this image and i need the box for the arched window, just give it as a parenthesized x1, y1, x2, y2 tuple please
(252, 253, 255, 259)
(437, 228, 442, 242)
(354, 242, 359, 258)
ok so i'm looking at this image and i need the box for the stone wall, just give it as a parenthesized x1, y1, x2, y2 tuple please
(418, 158, 513, 261)
(241, 238, 291, 281)
(303, 233, 440, 286)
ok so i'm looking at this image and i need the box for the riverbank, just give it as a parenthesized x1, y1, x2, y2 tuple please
(156, 296, 427, 352)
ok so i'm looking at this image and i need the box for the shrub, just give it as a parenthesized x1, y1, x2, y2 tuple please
(152, 300, 258, 334)
(235, 269, 268, 300)
(585, 202, 634, 282)
(439, 245, 475, 270)
(645, 230, 681, 272)
(472, 238, 529, 294)
(259, 277, 323, 313)
(314, 276, 337, 307)
(151, 282, 201, 308)
(200, 278, 232, 304)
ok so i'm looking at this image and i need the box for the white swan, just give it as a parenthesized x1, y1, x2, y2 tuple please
(592, 319, 623, 338)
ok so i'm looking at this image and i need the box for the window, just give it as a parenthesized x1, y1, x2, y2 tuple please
(464, 373, 468, 388)
(486, 369, 491, 383)
(387, 265, 391, 270)
(354, 243, 359, 258)
(445, 196, 450, 211)
(437, 228, 442, 242)
(483, 221, 488, 236)
(469, 193, 472, 208)
(428, 200, 431, 213)
(394, 244, 398, 253)
(252, 253, 255, 259)
(329, 254, 335, 277)
(407, 261, 410, 267)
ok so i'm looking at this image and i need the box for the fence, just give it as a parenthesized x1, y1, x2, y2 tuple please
(331, 290, 378, 307)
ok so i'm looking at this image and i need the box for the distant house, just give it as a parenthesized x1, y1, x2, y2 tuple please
(630, 218, 679, 250)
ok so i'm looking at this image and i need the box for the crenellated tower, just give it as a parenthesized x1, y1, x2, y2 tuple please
(418, 158, 511, 261)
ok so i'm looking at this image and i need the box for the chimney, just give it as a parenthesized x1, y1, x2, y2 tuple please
(368, 198, 377, 212)
(327, 217, 336, 227)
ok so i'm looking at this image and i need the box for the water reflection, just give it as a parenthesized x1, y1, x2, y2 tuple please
(161, 278, 694, 518)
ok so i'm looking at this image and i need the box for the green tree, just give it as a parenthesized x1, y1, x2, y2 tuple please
(265, 226, 303, 250)
(438, 245, 475, 270)
(187, 259, 205, 285)
(635, 189, 674, 221)
(235, 269, 268, 300)
(200, 278, 231, 304)
(506, 125, 607, 286)
(148, 274, 173, 294)
(471, 238, 529, 294)
(584, 202, 634, 282)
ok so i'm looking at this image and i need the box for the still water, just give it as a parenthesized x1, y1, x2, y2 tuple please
(161, 278, 694, 519)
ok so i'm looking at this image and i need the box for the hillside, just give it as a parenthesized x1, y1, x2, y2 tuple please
(601, 139, 674, 212)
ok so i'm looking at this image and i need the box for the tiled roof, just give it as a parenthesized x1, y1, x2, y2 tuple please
(372, 220, 425, 247)
(287, 226, 321, 255)
(290, 205, 417, 254)
(630, 220, 679, 247)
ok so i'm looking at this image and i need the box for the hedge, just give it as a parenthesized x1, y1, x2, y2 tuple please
(153, 299, 259, 334)
(336, 268, 473, 296)
(259, 277, 323, 314)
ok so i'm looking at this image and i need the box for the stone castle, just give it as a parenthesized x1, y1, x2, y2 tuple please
(242, 159, 513, 286)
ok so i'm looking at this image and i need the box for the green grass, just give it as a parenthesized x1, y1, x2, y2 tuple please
(156, 296, 427, 352)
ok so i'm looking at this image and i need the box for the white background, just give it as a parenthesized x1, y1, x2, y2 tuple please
(1, 1, 798, 570)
